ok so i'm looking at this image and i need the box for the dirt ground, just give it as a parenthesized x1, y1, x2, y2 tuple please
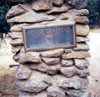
(0, 29, 100, 97)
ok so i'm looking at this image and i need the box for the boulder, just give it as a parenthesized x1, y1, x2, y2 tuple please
(7, 11, 55, 23)
(6, 4, 26, 19)
(10, 24, 29, 32)
(53, 0, 64, 7)
(11, 45, 22, 53)
(75, 16, 89, 24)
(76, 24, 90, 36)
(73, 43, 89, 51)
(66, 0, 88, 9)
(61, 59, 74, 67)
(60, 66, 76, 77)
(42, 57, 60, 65)
(40, 49, 64, 58)
(17, 71, 50, 93)
(47, 5, 69, 14)
(75, 59, 89, 70)
(76, 36, 89, 43)
(30, 63, 61, 75)
(47, 86, 65, 97)
(62, 51, 90, 59)
(16, 65, 32, 80)
(18, 52, 41, 64)
(9, 32, 22, 39)
(32, 0, 51, 11)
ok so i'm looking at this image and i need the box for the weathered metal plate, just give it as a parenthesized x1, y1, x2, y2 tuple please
(23, 22, 76, 51)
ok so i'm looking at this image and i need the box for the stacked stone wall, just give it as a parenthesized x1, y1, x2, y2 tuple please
(7, 0, 90, 97)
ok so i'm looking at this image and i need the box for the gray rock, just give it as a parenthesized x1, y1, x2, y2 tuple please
(40, 49, 64, 58)
(47, 86, 65, 97)
(76, 24, 90, 36)
(42, 57, 60, 65)
(16, 65, 32, 80)
(9, 32, 22, 39)
(18, 52, 41, 64)
(17, 71, 50, 93)
(7, 11, 55, 23)
(53, 0, 64, 7)
(30, 63, 61, 75)
(59, 76, 89, 90)
(60, 67, 76, 77)
(32, 0, 51, 11)
(75, 59, 89, 70)
(66, 0, 88, 9)
(76, 36, 89, 43)
(61, 59, 74, 67)
(75, 16, 89, 24)
(77, 9, 89, 16)
(10, 24, 29, 32)
(6, 4, 26, 19)
(73, 43, 89, 51)
(47, 5, 69, 14)
(10, 38, 23, 46)
(62, 51, 90, 59)
(11, 45, 22, 53)
(76, 68, 89, 77)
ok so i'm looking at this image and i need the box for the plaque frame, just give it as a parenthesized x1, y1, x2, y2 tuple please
(23, 21, 76, 51)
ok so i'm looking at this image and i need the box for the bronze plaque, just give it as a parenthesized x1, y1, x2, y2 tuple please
(23, 22, 76, 51)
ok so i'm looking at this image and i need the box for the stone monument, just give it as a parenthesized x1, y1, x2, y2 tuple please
(7, 0, 90, 97)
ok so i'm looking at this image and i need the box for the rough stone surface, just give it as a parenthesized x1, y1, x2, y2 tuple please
(47, 86, 65, 97)
(60, 67, 76, 77)
(7, 12, 55, 23)
(16, 65, 32, 80)
(75, 16, 89, 24)
(9, 32, 22, 39)
(18, 52, 41, 64)
(17, 71, 50, 93)
(76, 24, 90, 36)
(74, 43, 89, 51)
(61, 59, 74, 67)
(75, 59, 89, 69)
(32, 0, 51, 11)
(53, 0, 64, 7)
(76, 36, 89, 43)
(42, 57, 60, 65)
(62, 51, 90, 59)
(40, 49, 64, 58)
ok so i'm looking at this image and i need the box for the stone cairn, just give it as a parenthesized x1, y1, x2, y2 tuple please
(7, 0, 90, 97)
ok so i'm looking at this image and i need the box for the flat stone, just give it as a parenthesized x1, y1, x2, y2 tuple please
(76, 24, 90, 36)
(42, 57, 60, 65)
(60, 67, 76, 77)
(30, 63, 61, 75)
(32, 0, 51, 11)
(53, 0, 64, 7)
(11, 45, 22, 53)
(16, 65, 32, 80)
(47, 86, 65, 97)
(47, 5, 69, 14)
(18, 52, 41, 64)
(17, 71, 50, 93)
(76, 68, 89, 77)
(10, 24, 29, 32)
(59, 76, 89, 90)
(75, 59, 89, 69)
(77, 9, 89, 16)
(76, 36, 89, 43)
(6, 4, 26, 19)
(7, 11, 55, 23)
(74, 43, 89, 51)
(66, 0, 88, 9)
(10, 38, 24, 46)
(75, 16, 89, 24)
(8, 32, 22, 39)
(40, 49, 64, 58)
(62, 51, 90, 59)
(61, 60, 74, 67)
